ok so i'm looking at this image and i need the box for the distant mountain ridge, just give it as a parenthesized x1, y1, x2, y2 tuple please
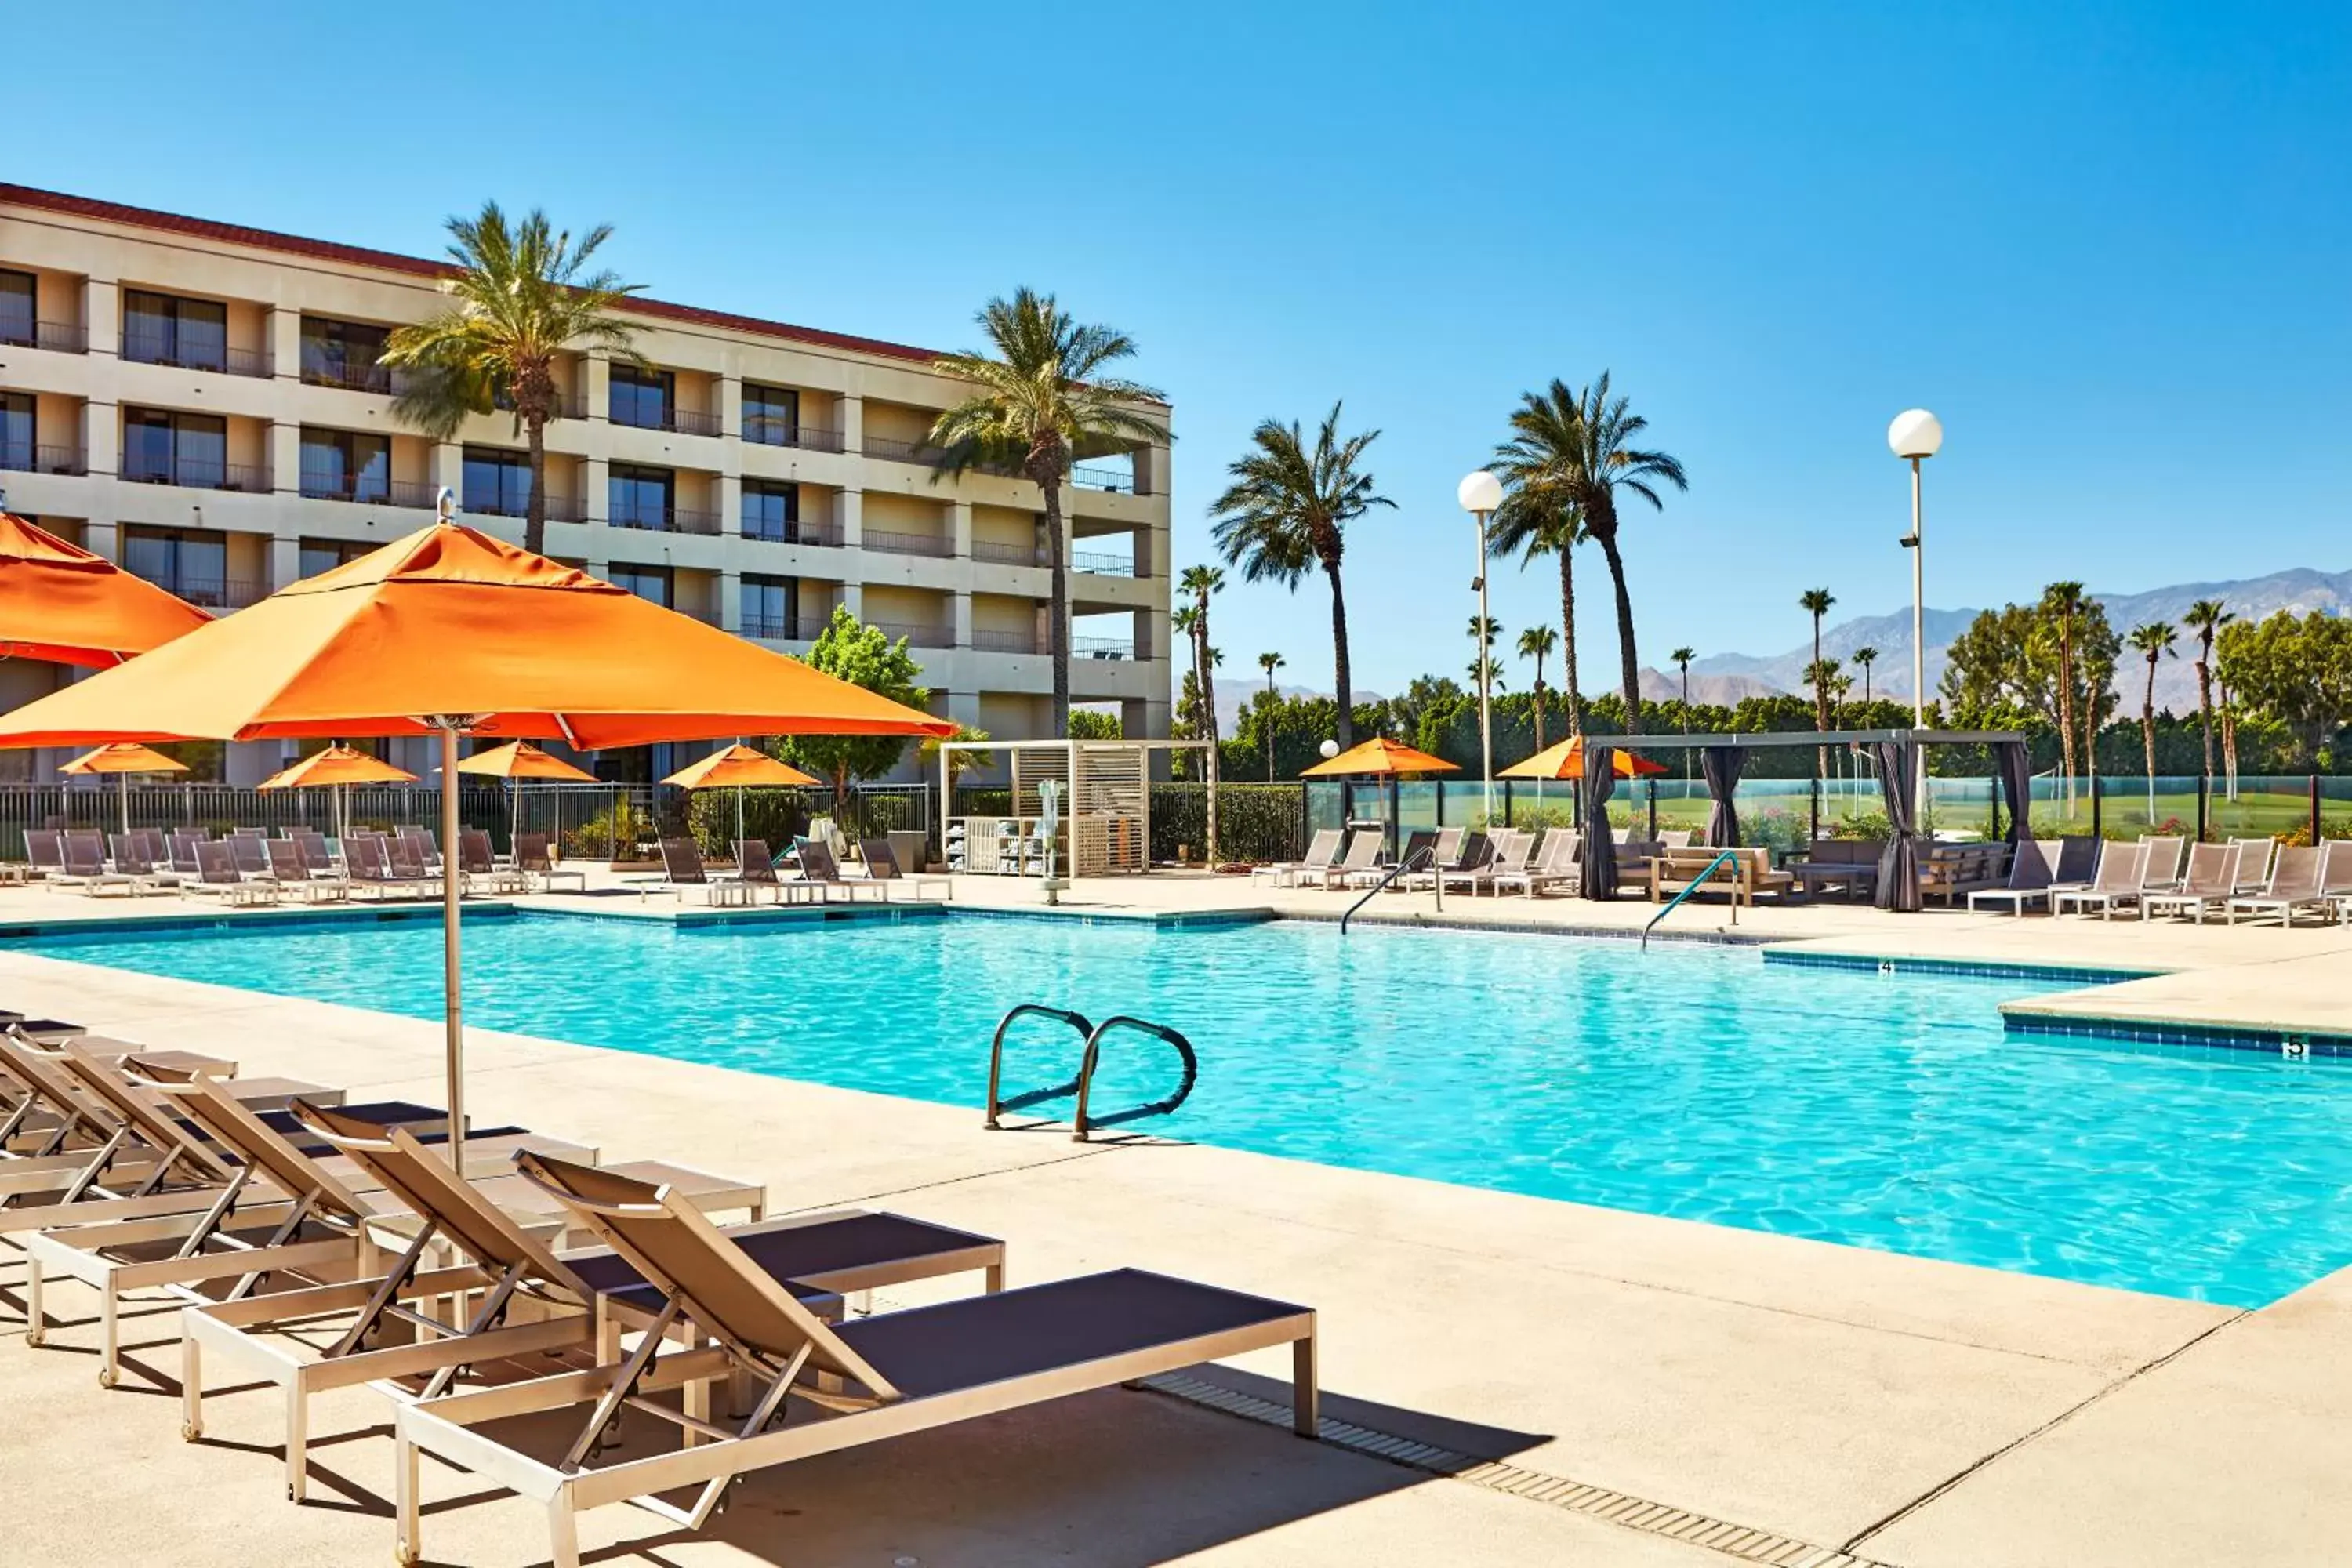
(1682, 565, 2352, 715)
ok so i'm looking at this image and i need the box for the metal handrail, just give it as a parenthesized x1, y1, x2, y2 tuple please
(983, 1004, 1094, 1127)
(1072, 1016, 1199, 1142)
(1340, 844, 1432, 935)
(1640, 848, 1740, 950)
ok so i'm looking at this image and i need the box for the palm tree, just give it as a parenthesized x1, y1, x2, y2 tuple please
(1256, 652, 1285, 782)
(1467, 615, 1505, 692)
(1670, 644, 1697, 779)
(382, 201, 644, 557)
(928, 289, 1169, 739)
(2044, 582, 2087, 811)
(1853, 645, 1879, 707)
(1801, 587, 1836, 777)
(2183, 598, 2231, 793)
(1491, 397, 1590, 737)
(1518, 625, 1558, 754)
(2129, 620, 2177, 825)
(1210, 405, 1391, 748)
(1178, 564, 1226, 862)
(1490, 376, 1684, 735)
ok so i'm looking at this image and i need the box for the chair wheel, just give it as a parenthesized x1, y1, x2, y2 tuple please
(394, 1547, 420, 1567)
(97, 1368, 118, 1389)
(182, 1422, 201, 1441)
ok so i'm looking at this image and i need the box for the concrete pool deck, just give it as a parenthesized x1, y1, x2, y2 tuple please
(0, 871, 2347, 1565)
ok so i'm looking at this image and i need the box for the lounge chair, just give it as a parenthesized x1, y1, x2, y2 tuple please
(1250, 828, 1343, 888)
(515, 832, 587, 893)
(2143, 841, 2244, 924)
(188, 1104, 1000, 1503)
(2136, 834, 2187, 895)
(459, 828, 528, 895)
(791, 836, 888, 903)
(728, 840, 821, 906)
(1496, 829, 1580, 898)
(2322, 840, 2352, 923)
(1298, 828, 1382, 891)
(167, 829, 207, 877)
(24, 828, 67, 884)
(2053, 840, 2150, 918)
(390, 1151, 1318, 1568)
(396, 825, 441, 872)
(263, 837, 345, 903)
(107, 833, 180, 894)
(177, 840, 278, 906)
(2225, 844, 2332, 926)
(1441, 830, 1530, 896)
(51, 831, 136, 897)
(343, 836, 428, 901)
(1400, 827, 1465, 891)
(859, 837, 953, 900)
(651, 837, 751, 906)
(1965, 840, 2062, 914)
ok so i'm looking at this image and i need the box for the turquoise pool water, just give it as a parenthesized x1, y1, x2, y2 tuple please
(17, 912, 2350, 1306)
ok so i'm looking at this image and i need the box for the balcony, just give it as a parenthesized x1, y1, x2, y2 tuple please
(1073, 636, 1135, 661)
(743, 417, 845, 452)
(971, 628, 1040, 655)
(138, 575, 266, 611)
(610, 402, 722, 438)
(1071, 462, 1143, 495)
(302, 360, 408, 395)
(1072, 550, 1141, 578)
(861, 434, 949, 467)
(870, 620, 956, 650)
(464, 492, 586, 524)
(0, 442, 87, 476)
(970, 539, 1042, 567)
(300, 471, 437, 508)
(0, 319, 87, 354)
(742, 520, 844, 547)
(611, 501, 721, 535)
(739, 612, 796, 640)
(121, 332, 270, 379)
(862, 528, 954, 559)
(123, 455, 270, 493)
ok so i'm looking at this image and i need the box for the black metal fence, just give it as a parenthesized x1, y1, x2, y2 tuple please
(0, 782, 513, 847)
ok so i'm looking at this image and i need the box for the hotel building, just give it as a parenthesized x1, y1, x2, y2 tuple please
(0, 184, 1174, 783)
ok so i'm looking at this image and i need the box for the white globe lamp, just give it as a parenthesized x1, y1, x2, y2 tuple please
(1319, 739, 1340, 760)
(1887, 409, 1943, 461)
(1456, 470, 1503, 514)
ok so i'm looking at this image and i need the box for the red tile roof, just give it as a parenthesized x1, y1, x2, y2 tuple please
(0, 182, 946, 365)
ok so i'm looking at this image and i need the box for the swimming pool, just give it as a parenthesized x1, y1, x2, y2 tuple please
(17, 910, 2350, 1307)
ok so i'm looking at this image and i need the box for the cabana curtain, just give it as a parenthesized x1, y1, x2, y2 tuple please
(1580, 746, 1618, 901)
(1996, 739, 2032, 845)
(1873, 740, 1922, 912)
(1701, 745, 1746, 848)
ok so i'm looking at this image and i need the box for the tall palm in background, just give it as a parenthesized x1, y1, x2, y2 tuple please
(383, 202, 644, 557)
(1467, 615, 1506, 692)
(2044, 581, 2088, 809)
(1179, 564, 1226, 861)
(2129, 620, 2176, 824)
(1801, 587, 1836, 775)
(929, 289, 1169, 739)
(1491, 376, 1685, 735)
(1256, 652, 1285, 781)
(1490, 400, 1590, 736)
(1518, 625, 1558, 754)
(1210, 405, 1391, 748)
(1670, 644, 1696, 779)
(2183, 598, 2231, 790)
(1853, 645, 1879, 706)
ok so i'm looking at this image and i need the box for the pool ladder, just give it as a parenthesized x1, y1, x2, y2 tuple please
(1640, 848, 1740, 950)
(1339, 843, 1436, 934)
(984, 1004, 1200, 1142)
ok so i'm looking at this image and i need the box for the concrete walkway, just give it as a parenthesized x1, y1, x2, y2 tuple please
(0, 871, 2346, 1565)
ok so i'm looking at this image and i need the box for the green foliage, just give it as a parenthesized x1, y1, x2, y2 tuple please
(779, 608, 930, 812)
(1067, 710, 1122, 739)
(1939, 590, 2120, 737)
(1149, 784, 1306, 863)
(2215, 610, 2352, 766)
(1827, 811, 1893, 841)
(1224, 694, 1392, 780)
(919, 724, 992, 789)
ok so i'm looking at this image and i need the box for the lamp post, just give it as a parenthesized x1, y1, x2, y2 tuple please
(1457, 470, 1502, 824)
(1887, 411, 1942, 827)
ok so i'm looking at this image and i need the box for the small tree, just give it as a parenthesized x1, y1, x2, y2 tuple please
(780, 608, 930, 821)
(919, 723, 992, 805)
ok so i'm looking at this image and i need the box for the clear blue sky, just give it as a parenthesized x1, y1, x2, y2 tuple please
(14, 1, 2347, 696)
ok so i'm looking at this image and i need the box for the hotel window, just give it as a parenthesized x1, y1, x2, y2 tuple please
(300, 429, 390, 502)
(609, 563, 673, 608)
(608, 463, 673, 528)
(463, 447, 534, 518)
(608, 364, 674, 430)
(0, 270, 33, 347)
(122, 408, 228, 487)
(742, 383, 799, 445)
(299, 317, 392, 392)
(122, 289, 228, 372)
(741, 480, 800, 542)
(297, 537, 374, 580)
(0, 393, 31, 470)
(122, 525, 229, 604)
(741, 575, 797, 639)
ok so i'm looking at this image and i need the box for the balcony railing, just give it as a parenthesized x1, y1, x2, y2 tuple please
(743, 417, 845, 452)
(301, 361, 408, 395)
(739, 612, 795, 640)
(299, 472, 438, 508)
(742, 520, 844, 546)
(860, 434, 950, 466)
(492, 390, 584, 420)
(610, 503, 721, 535)
(1070, 463, 1142, 494)
(970, 628, 1040, 655)
(862, 528, 955, 559)
(970, 539, 1043, 567)
(870, 620, 956, 649)
(140, 575, 266, 611)
(1, 319, 87, 354)
(121, 332, 271, 379)
(1072, 550, 1141, 577)
(122, 456, 270, 493)
(464, 492, 586, 524)
(610, 403, 723, 437)
(1073, 636, 1135, 661)
(0, 443, 86, 476)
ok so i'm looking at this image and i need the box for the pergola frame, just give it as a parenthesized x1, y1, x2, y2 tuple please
(1572, 728, 2024, 752)
(936, 739, 1210, 880)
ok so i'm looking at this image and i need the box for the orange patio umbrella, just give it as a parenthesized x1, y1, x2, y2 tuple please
(256, 744, 419, 844)
(454, 740, 598, 855)
(663, 743, 818, 852)
(0, 510, 211, 666)
(0, 514, 953, 1164)
(60, 742, 189, 837)
(1300, 736, 1459, 778)
(1501, 735, 1671, 781)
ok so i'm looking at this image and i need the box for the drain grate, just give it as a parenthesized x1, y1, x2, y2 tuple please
(1138, 1373, 1901, 1568)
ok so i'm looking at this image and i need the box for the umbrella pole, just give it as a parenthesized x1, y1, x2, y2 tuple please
(736, 785, 744, 855)
(439, 726, 466, 1170)
(120, 773, 129, 838)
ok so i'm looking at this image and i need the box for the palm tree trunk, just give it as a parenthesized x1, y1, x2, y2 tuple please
(1044, 477, 1069, 738)
(1199, 610, 1220, 863)
(2142, 660, 2158, 824)
(1594, 530, 1642, 736)
(2056, 632, 2077, 813)
(1323, 557, 1354, 748)
(1558, 550, 1584, 737)
(524, 415, 550, 557)
(2194, 652, 2216, 783)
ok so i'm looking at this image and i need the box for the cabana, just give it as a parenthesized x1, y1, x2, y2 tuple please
(937, 739, 1207, 879)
